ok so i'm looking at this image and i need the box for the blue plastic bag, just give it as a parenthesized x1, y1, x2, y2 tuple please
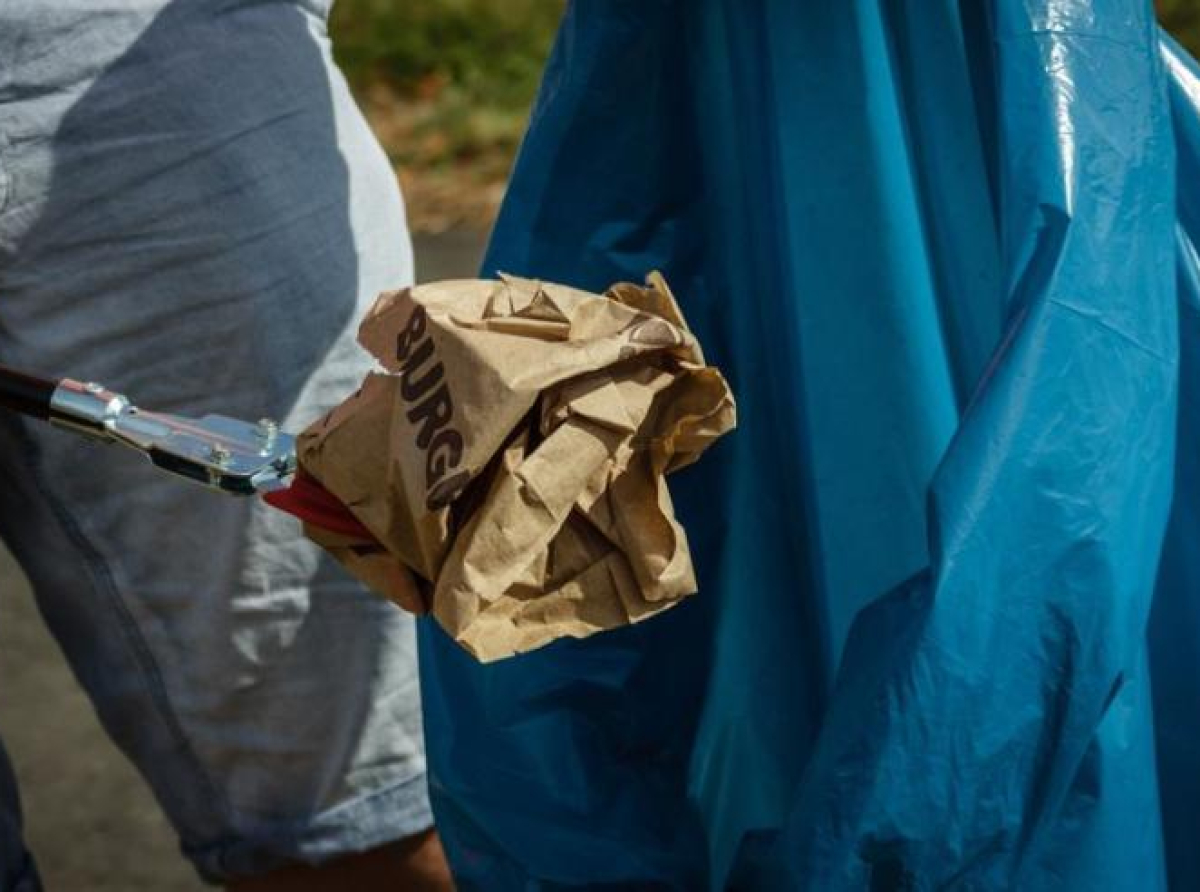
(417, 2, 1200, 887)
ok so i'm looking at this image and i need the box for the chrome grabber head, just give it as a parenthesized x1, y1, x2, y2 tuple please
(49, 379, 297, 495)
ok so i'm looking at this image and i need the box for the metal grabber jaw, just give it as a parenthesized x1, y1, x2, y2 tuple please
(0, 366, 296, 496)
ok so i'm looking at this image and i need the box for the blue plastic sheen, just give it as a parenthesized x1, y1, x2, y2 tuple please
(417, 2, 1200, 888)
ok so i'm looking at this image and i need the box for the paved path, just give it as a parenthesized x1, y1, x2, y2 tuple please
(0, 232, 484, 890)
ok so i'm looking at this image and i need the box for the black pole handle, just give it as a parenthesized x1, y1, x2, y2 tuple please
(0, 364, 57, 421)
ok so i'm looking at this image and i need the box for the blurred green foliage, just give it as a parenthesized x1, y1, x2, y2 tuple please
(330, 0, 561, 185)
(1161, 0, 1200, 52)
(330, 0, 561, 112)
(328, 0, 562, 228)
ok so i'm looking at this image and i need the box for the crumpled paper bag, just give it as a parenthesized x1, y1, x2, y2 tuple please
(297, 272, 736, 661)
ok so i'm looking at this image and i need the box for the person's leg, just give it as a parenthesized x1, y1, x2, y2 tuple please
(0, 2, 447, 887)
(0, 738, 39, 892)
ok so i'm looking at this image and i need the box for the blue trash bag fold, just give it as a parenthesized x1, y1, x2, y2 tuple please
(416, 1, 1200, 888)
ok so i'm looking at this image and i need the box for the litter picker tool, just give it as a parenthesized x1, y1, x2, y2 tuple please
(0, 363, 296, 495)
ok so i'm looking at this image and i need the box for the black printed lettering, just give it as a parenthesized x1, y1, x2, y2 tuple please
(406, 383, 454, 449)
(426, 428, 464, 487)
(395, 304, 428, 364)
(427, 471, 471, 510)
(395, 304, 470, 510)
(400, 345, 443, 402)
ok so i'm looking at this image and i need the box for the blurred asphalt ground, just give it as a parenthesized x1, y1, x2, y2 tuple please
(0, 231, 485, 891)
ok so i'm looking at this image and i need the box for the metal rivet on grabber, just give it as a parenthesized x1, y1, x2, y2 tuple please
(208, 444, 231, 466)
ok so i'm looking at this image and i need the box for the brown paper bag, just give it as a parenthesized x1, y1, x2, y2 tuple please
(298, 272, 735, 661)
